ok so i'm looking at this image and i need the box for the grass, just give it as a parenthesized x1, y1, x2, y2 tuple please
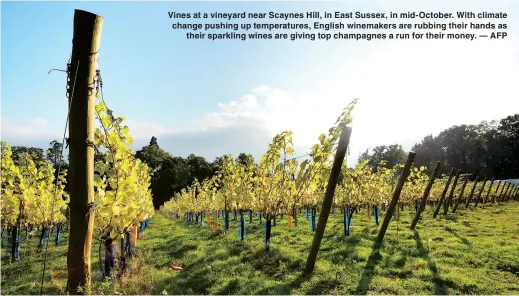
(2, 201, 519, 295)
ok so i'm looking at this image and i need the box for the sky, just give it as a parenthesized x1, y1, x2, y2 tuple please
(2, 0, 518, 166)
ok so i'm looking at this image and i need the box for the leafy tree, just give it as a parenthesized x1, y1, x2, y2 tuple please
(150, 156, 187, 207)
(45, 140, 70, 194)
(491, 114, 519, 177)
(46, 140, 66, 168)
(185, 154, 213, 182)
(135, 137, 220, 208)
(236, 153, 255, 167)
(135, 136, 170, 174)
(358, 144, 405, 171)
(411, 114, 518, 179)
(11, 146, 45, 167)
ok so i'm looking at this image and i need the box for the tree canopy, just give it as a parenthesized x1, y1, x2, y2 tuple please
(360, 114, 519, 179)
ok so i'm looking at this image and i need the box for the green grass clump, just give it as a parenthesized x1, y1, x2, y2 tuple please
(2, 202, 519, 294)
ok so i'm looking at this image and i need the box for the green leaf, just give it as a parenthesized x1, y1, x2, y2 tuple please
(94, 174, 104, 187)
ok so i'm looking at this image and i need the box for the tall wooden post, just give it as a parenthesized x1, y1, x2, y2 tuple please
(499, 182, 510, 202)
(512, 186, 516, 199)
(303, 126, 352, 275)
(443, 169, 460, 215)
(508, 186, 514, 200)
(474, 178, 487, 207)
(375, 152, 415, 245)
(465, 176, 479, 208)
(507, 183, 514, 199)
(495, 181, 506, 202)
(510, 185, 518, 200)
(452, 174, 469, 213)
(66, 9, 103, 295)
(506, 186, 513, 200)
(410, 161, 440, 230)
(432, 168, 455, 218)
(483, 179, 494, 204)
(491, 181, 501, 203)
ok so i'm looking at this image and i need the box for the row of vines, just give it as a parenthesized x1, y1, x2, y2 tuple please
(160, 99, 519, 251)
(1, 92, 155, 278)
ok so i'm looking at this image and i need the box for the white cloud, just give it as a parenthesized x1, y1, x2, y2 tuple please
(180, 85, 339, 152)
(217, 94, 258, 114)
(124, 120, 177, 139)
(252, 85, 270, 94)
(1, 116, 56, 140)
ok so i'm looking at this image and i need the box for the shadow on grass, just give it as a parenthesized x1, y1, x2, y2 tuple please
(444, 227, 472, 248)
(443, 214, 458, 222)
(161, 265, 216, 294)
(255, 273, 312, 295)
(354, 241, 383, 294)
(414, 230, 449, 295)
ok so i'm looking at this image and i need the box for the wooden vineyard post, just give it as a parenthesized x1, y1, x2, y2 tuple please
(500, 182, 511, 202)
(303, 126, 351, 275)
(443, 169, 461, 215)
(505, 185, 513, 201)
(375, 152, 416, 246)
(498, 183, 506, 202)
(496, 181, 507, 202)
(510, 185, 518, 201)
(506, 186, 514, 201)
(474, 178, 487, 207)
(410, 161, 440, 230)
(452, 174, 470, 213)
(432, 168, 455, 218)
(508, 186, 514, 200)
(508, 184, 516, 200)
(507, 184, 514, 200)
(491, 181, 501, 203)
(465, 175, 479, 208)
(483, 179, 494, 204)
(66, 9, 103, 295)
(498, 181, 507, 202)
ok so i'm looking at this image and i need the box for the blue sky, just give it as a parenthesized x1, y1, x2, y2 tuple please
(2, 0, 519, 165)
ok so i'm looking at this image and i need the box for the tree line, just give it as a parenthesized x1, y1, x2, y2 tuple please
(359, 113, 519, 179)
